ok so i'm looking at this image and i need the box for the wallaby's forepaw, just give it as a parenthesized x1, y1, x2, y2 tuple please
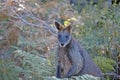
(56, 74, 61, 78)
(65, 74, 71, 78)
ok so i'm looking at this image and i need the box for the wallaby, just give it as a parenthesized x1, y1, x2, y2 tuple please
(55, 21, 102, 79)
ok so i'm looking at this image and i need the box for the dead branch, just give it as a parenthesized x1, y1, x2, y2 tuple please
(10, 6, 57, 34)
(0, 1, 57, 34)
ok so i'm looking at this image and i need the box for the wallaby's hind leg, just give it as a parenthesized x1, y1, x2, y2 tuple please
(65, 64, 77, 78)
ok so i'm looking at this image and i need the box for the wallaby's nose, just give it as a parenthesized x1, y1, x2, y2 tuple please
(61, 43, 64, 46)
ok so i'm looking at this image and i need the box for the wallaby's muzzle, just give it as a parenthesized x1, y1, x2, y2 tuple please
(61, 43, 64, 46)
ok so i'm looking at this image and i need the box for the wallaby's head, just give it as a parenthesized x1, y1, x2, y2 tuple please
(55, 21, 72, 47)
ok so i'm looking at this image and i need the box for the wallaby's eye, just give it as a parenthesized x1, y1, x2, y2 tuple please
(58, 35, 61, 38)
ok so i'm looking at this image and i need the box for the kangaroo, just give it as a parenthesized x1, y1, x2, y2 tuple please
(55, 21, 102, 79)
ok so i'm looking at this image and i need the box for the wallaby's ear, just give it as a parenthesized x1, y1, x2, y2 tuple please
(65, 25, 71, 32)
(54, 21, 62, 30)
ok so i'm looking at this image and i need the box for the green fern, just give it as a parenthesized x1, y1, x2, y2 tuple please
(44, 74, 100, 80)
(13, 50, 54, 80)
(0, 59, 18, 80)
(94, 56, 116, 72)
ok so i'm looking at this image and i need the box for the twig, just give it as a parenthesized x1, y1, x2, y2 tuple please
(9, 6, 57, 34)
(103, 72, 120, 79)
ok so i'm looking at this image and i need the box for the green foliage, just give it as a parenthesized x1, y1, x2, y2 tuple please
(0, 59, 18, 80)
(94, 56, 116, 72)
(0, 29, 4, 35)
(44, 74, 100, 80)
(13, 49, 54, 80)
(0, 46, 55, 80)
(73, 4, 120, 57)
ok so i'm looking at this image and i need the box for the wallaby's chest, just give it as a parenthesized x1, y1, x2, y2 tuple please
(58, 48, 71, 78)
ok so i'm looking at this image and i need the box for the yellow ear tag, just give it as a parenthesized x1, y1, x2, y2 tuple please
(64, 17, 77, 28)
(64, 20, 70, 27)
